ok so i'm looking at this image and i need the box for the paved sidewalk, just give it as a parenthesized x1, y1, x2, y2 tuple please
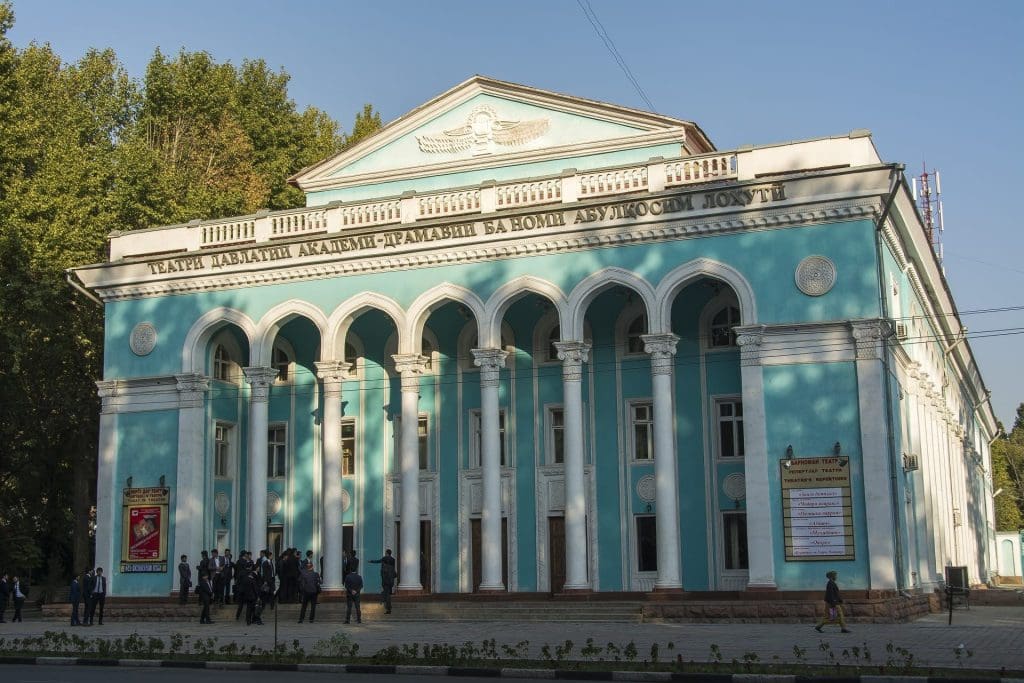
(1, 606, 1022, 672)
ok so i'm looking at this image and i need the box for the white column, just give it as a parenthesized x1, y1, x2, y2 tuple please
(243, 367, 277, 553)
(642, 334, 683, 590)
(173, 373, 209, 591)
(736, 328, 776, 589)
(393, 354, 427, 591)
(95, 380, 119, 589)
(554, 341, 591, 590)
(851, 320, 898, 589)
(316, 360, 350, 591)
(472, 347, 509, 591)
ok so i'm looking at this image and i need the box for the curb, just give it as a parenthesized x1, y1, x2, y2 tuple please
(0, 657, 1019, 682)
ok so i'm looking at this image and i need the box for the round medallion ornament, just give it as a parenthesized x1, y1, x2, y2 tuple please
(129, 322, 157, 356)
(267, 491, 282, 517)
(214, 492, 230, 516)
(722, 472, 747, 502)
(341, 488, 351, 513)
(636, 475, 656, 503)
(795, 255, 837, 296)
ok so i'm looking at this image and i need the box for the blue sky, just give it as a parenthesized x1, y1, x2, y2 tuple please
(9, 0, 1024, 428)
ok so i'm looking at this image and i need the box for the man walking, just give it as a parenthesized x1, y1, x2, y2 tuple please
(344, 568, 363, 624)
(369, 548, 397, 614)
(178, 555, 192, 604)
(210, 549, 224, 606)
(297, 560, 321, 623)
(10, 576, 25, 622)
(814, 570, 851, 633)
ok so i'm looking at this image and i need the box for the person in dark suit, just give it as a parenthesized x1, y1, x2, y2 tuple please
(297, 560, 321, 623)
(238, 568, 261, 625)
(343, 569, 363, 624)
(0, 573, 9, 623)
(69, 574, 82, 626)
(82, 569, 96, 625)
(346, 549, 359, 575)
(11, 576, 26, 622)
(178, 555, 192, 604)
(220, 550, 233, 605)
(369, 548, 397, 614)
(197, 573, 214, 624)
(91, 567, 107, 625)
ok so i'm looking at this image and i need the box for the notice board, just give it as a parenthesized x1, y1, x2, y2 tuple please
(780, 456, 854, 561)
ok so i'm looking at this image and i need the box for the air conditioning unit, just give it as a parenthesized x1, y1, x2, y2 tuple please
(895, 323, 909, 340)
(903, 453, 920, 472)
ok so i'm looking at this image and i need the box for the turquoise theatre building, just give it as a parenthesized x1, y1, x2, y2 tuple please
(71, 77, 998, 599)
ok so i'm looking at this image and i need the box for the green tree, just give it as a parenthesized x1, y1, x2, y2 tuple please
(343, 103, 383, 150)
(992, 404, 1024, 531)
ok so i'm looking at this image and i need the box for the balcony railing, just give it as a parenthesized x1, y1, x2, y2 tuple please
(110, 151, 740, 258)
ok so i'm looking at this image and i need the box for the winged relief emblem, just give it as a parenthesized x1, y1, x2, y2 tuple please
(417, 105, 550, 157)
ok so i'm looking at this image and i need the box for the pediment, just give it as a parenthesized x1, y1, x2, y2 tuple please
(290, 76, 713, 193)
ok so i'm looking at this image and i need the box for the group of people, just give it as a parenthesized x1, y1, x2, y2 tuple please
(0, 573, 29, 623)
(69, 567, 109, 626)
(179, 548, 285, 625)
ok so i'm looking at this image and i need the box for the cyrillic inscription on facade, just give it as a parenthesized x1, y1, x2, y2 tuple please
(780, 457, 854, 561)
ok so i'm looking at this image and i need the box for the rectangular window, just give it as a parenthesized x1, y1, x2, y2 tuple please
(547, 407, 564, 464)
(267, 424, 287, 478)
(636, 515, 658, 572)
(717, 399, 744, 458)
(418, 414, 429, 470)
(341, 418, 356, 476)
(214, 423, 232, 478)
(630, 402, 654, 461)
(723, 512, 748, 570)
(469, 409, 507, 468)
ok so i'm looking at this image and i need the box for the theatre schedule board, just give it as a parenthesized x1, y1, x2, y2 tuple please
(780, 457, 854, 561)
(120, 486, 169, 573)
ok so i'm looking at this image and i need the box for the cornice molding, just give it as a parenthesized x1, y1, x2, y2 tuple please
(94, 199, 880, 302)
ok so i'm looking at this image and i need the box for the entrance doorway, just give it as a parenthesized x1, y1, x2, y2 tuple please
(470, 517, 508, 591)
(395, 519, 432, 592)
(547, 516, 565, 593)
(267, 525, 283, 560)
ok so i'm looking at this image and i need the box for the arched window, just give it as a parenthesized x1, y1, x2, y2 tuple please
(272, 344, 291, 382)
(626, 315, 646, 354)
(710, 306, 740, 347)
(422, 337, 434, 370)
(213, 344, 233, 382)
(344, 342, 359, 369)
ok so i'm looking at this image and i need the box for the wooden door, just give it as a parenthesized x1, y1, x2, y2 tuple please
(470, 518, 508, 592)
(395, 520, 433, 592)
(548, 516, 565, 594)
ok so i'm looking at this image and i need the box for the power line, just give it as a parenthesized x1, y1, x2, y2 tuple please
(575, 0, 655, 111)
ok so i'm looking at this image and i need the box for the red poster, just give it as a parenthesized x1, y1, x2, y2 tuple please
(127, 505, 162, 560)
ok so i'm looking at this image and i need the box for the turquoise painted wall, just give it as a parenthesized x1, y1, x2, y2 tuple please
(763, 362, 867, 589)
(113, 410, 179, 596)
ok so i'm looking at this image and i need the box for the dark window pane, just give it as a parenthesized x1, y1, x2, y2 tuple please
(724, 514, 749, 570)
(637, 516, 658, 572)
(720, 421, 734, 458)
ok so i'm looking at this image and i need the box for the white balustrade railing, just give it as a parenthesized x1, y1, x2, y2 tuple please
(340, 199, 401, 228)
(271, 208, 329, 238)
(495, 179, 562, 209)
(578, 166, 648, 198)
(201, 218, 256, 247)
(418, 190, 481, 218)
(120, 151, 752, 257)
(665, 154, 737, 186)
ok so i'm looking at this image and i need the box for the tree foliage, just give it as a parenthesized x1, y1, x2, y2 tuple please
(0, 2, 370, 585)
(993, 404, 1024, 531)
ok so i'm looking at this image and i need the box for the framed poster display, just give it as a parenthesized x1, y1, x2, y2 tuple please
(780, 456, 854, 561)
(120, 486, 169, 573)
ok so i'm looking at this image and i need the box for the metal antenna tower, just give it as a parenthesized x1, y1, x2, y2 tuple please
(911, 164, 945, 268)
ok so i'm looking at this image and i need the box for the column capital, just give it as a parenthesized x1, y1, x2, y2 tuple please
(554, 341, 590, 383)
(315, 360, 353, 397)
(243, 366, 278, 403)
(734, 325, 765, 366)
(472, 347, 509, 388)
(96, 380, 120, 414)
(850, 319, 888, 360)
(641, 333, 679, 376)
(175, 373, 210, 408)
(392, 353, 428, 392)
